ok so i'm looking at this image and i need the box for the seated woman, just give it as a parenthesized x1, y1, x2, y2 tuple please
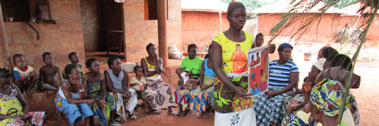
(283, 58, 325, 113)
(141, 43, 175, 114)
(308, 78, 358, 126)
(190, 45, 216, 118)
(0, 68, 46, 126)
(105, 56, 138, 124)
(174, 44, 203, 116)
(323, 54, 360, 88)
(54, 64, 94, 126)
(84, 58, 107, 125)
(281, 59, 324, 125)
(254, 43, 299, 126)
(283, 54, 360, 126)
(317, 46, 338, 60)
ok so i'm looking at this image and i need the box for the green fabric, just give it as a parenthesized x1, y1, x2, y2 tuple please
(180, 56, 203, 75)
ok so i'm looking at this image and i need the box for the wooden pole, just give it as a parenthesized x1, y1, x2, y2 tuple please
(157, 0, 168, 68)
(0, 3, 11, 69)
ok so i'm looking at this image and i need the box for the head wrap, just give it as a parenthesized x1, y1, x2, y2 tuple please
(313, 58, 326, 71)
(278, 43, 293, 52)
(310, 79, 356, 117)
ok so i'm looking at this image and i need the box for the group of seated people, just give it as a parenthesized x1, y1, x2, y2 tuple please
(252, 45, 361, 126)
(2, 33, 361, 126)
(3, 41, 222, 125)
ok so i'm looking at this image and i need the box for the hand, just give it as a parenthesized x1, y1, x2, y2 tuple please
(303, 81, 312, 93)
(29, 71, 36, 77)
(201, 85, 212, 91)
(22, 114, 30, 119)
(86, 99, 96, 104)
(289, 101, 299, 109)
(200, 85, 208, 91)
(234, 86, 252, 99)
(14, 116, 24, 120)
(266, 91, 277, 98)
(287, 92, 296, 97)
(97, 99, 106, 108)
(82, 75, 88, 81)
(123, 91, 131, 98)
(186, 70, 192, 76)
(268, 44, 276, 54)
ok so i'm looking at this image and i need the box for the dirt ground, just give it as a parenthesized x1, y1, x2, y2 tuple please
(27, 43, 379, 126)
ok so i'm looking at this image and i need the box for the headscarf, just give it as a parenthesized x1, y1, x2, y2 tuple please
(310, 79, 356, 117)
(278, 43, 293, 52)
(313, 58, 326, 71)
(318, 66, 361, 88)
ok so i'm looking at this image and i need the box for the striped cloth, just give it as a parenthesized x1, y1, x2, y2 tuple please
(268, 60, 299, 88)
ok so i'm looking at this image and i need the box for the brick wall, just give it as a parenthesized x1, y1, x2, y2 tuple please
(2, 0, 85, 70)
(123, 0, 182, 63)
(181, 11, 229, 52)
(80, 0, 100, 52)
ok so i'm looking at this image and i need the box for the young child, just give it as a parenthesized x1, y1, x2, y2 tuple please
(129, 66, 148, 112)
(84, 58, 107, 126)
(63, 52, 85, 78)
(38, 52, 62, 91)
(254, 33, 264, 47)
(12, 54, 37, 98)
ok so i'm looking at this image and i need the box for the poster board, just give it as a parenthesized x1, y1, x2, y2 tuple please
(248, 45, 269, 96)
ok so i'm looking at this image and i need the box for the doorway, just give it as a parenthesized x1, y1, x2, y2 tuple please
(80, 0, 125, 62)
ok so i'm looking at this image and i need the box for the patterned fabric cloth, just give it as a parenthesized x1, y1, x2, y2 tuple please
(28, 112, 46, 126)
(0, 84, 25, 125)
(281, 111, 309, 126)
(285, 112, 310, 126)
(214, 76, 254, 113)
(214, 107, 256, 126)
(173, 88, 190, 108)
(145, 79, 175, 110)
(253, 87, 295, 126)
(310, 79, 359, 125)
(190, 87, 209, 112)
(125, 88, 138, 114)
(87, 81, 108, 125)
(106, 92, 127, 120)
(203, 75, 216, 107)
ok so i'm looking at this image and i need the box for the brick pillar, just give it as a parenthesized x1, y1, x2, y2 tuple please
(157, 0, 168, 68)
(0, 3, 11, 68)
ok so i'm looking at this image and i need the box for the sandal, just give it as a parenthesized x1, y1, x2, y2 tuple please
(169, 110, 178, 116)
(196, 112, 202, 118)
(130, 115, 138, 120)
(111, 121, 121, 126)
(153, 110, 161, 114)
